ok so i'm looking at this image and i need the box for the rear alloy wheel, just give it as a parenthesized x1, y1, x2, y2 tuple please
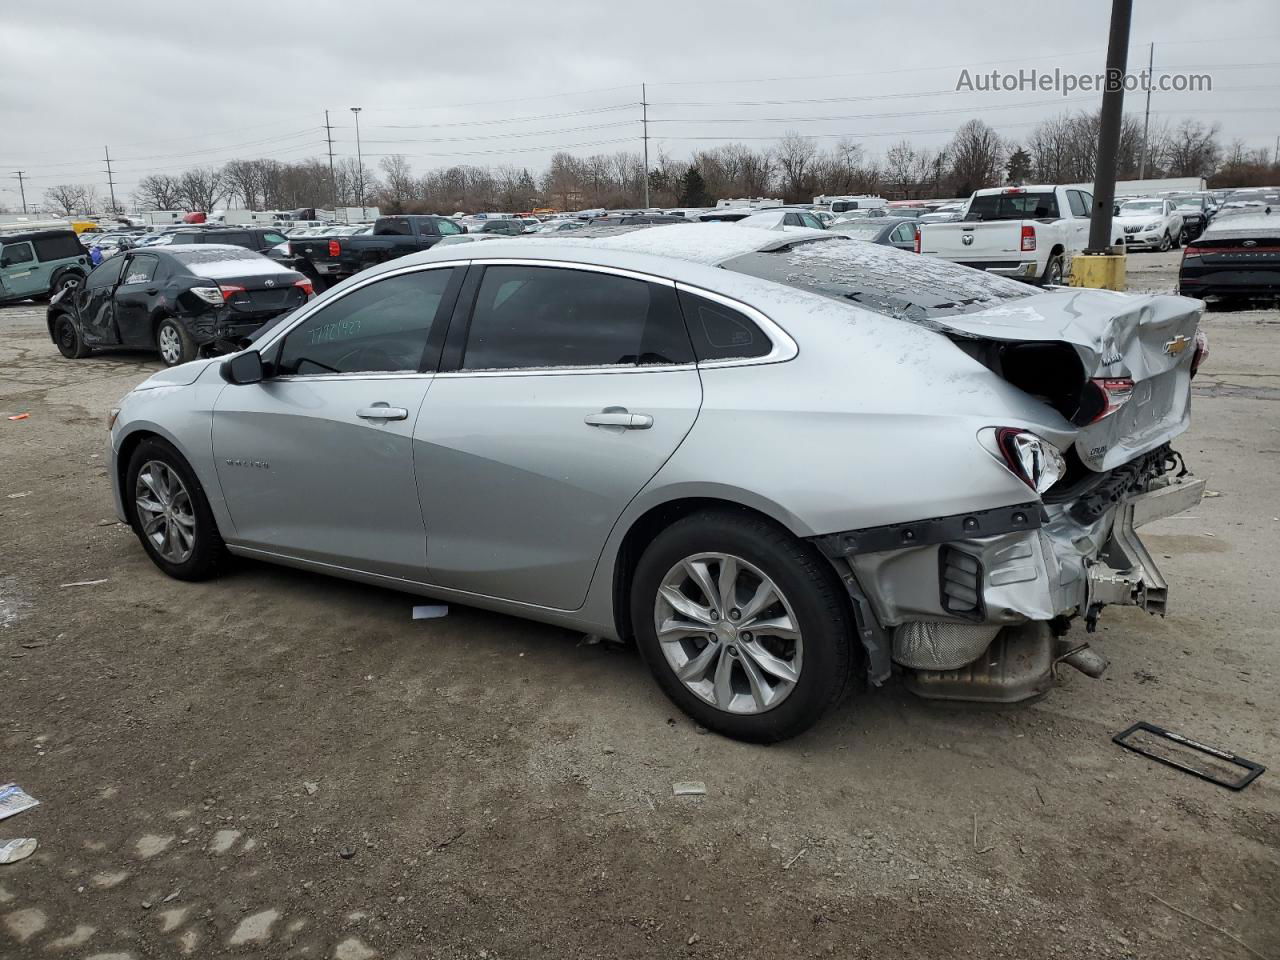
(53, 272, 82, 295)
(156, 318, 194, 366)
(1041, 255, 1065, 286)
(631, 510, 853, 742)
(126, 437, 226, 580)
(54, 315, 90, 359)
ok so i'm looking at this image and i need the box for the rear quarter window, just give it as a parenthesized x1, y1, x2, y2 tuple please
(677, 291, 772, 361)
(33, 233, 84, 261)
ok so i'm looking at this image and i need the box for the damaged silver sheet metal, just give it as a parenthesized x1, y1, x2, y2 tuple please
(814, 472, 1205, 676)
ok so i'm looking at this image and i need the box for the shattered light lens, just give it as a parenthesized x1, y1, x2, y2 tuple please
(984, 428, 1067, 494)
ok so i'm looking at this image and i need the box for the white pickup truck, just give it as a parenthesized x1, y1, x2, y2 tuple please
(918, 184, 1122, 285)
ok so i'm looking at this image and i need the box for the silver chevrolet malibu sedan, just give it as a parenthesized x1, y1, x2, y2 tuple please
(106, 224, 1206, 741)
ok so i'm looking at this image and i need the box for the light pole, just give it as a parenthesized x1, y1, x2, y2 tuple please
(350, 106, 364, 219)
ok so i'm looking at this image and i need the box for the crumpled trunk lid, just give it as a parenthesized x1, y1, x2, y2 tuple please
(932, 289, 1202, 471)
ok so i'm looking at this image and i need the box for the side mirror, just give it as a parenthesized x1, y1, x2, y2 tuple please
(220, 350, 264, 385)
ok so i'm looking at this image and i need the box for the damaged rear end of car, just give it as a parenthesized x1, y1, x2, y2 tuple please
(722, 237, 1207, 702)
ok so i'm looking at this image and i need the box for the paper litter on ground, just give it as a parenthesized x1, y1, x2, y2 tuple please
(0, 838, 37, 864)
(672, 781, 707, 797)
(0, 785, 39, 821)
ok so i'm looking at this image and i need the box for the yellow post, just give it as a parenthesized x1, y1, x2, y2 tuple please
(1069, 251, 1127, 291)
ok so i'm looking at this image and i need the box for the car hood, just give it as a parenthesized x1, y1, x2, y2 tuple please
(1114, 214, 1164, 227)
(133, 358, 217, 391)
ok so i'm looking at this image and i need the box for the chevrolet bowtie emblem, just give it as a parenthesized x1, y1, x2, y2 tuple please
(1164, 335, 1191, 355)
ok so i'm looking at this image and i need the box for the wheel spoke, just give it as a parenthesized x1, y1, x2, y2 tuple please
(676, 640, 721, 683)
(716, 556, 739, 612)
(738, 578, 779, 625)
(658, 617, 714, 644)
(138, 469, 162, 501)
(682, 559, 719, 613)
(737, 648, 772, 711)
(712, 645, 736, 708)
(141, 512, 165, 535)
(743, 614, 799, 641)
(658, 585, 715, 626)
(739, 640, 799, 684)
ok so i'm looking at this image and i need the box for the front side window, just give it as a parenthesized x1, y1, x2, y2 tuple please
(800, 213, 825, 230)
(263, 232, 287, 245)
(1, 242, 34, 266)
(85, 256, 125, 288)
(436, 218, 462, 235)
(461, 265, 692, 371)
(275, 268, 454, 376)
(891, 223, 916, 243)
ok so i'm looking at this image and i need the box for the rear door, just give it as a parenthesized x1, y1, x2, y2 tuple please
(212, 265, 461, 578)
(0, 241, 44, 300)
(415, 261, 702, 609)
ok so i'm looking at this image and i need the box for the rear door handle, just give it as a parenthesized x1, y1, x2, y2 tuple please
(356, 405, 409, 421)
(584, 410, 653, 430)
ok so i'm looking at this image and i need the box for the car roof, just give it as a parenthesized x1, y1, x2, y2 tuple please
(0, 228, 79, 243)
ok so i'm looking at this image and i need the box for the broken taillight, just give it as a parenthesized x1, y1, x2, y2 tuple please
(985, 428, 1066, 495)
(1190, 329, 1208, 378)
(1086, 377, 1135, 422)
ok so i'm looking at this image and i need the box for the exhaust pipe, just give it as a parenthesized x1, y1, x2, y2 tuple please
(1058, 645, 1109, 679)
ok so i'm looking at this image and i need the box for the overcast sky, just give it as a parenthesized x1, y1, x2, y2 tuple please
(2, 0, 1277, 207)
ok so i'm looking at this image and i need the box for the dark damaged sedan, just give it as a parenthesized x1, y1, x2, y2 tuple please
(1178, 210, 1280, 308)
(48, 244, 313, 366)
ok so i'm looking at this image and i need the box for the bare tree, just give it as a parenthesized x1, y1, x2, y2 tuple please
(947, 119, 1005, 196)
(134, 174, 184, 210)
(775, 131, 817, 202)
(178, 168, 227, 213)
(1161, 119, 1222, 178)
(43, 184, 89, 216)
(378, 155, 417, 213)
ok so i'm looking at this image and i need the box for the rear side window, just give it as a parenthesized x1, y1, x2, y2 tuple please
(1066, 190, 1089, 217)
(85, 257, 125, 288)
(1, 242, 34, 266)
(677, 291, 772, 362)
(217, 233, 253, 249)
(461, 265, 693, 371)
(121, 255, 158, 285)
(375, 218, 411, 236)
(33, 233, 83, 261)
(276, 268, 454, 376)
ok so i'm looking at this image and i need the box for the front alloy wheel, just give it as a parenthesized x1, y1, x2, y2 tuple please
(134, 460, 197, 564)
(655, 553, 803, 714)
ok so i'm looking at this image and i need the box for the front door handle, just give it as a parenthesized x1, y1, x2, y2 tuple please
(356, 404, 409, 421)
(584, 409, 653, 430)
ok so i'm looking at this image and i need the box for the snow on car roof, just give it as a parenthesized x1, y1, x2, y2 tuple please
(164, 244, 292, 278)
(585, 222, 831, 264)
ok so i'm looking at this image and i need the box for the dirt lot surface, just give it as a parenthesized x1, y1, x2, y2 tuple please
(2, 250, 1277, 959)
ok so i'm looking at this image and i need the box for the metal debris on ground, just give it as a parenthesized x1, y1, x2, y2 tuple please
(59, 579, 108, 588)
(782, 847, 807, 870)
(412, 604, 449, 620)
(672, 781, 707, 797)
(5, 491, 31, 499)
(0, 784, 39, 821)
(303, 781, 319, 795)
(0, 838, 37, 864)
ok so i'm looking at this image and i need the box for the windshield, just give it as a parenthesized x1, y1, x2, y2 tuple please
(720, 237, 1033, 324)
(1119, 201, 1162, 216)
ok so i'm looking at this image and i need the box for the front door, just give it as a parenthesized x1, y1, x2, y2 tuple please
(416, 263, 702, 610)
(212, 265, 459, 579)
(0, 241, 44, 301)
(113, 253, 161, 347)
(76, 257, 127, 345)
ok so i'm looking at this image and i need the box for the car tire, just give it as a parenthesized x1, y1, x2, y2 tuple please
(53, 271, 83, 296)
(630, 509, 853, 742)
(125, 436, 226, 581)
(1040, 255, 1065, 286)
(1159, 231, 1173, 252)
(53, 314, 91, 359)
(156, 317, 195, 366)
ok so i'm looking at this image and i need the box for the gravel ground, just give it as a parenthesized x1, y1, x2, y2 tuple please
(1, 250, 1277, 959)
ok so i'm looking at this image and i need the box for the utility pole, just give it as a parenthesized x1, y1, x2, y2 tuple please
(350, 106, 364, 219)
(12, 171, 27, 214)
(641, 83, 650, 209)
(1138, 42, 1154, 179)
(1086, 0, 1132, 253)
(324, 110, 338, 216)
(103, 146, 118, 214)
